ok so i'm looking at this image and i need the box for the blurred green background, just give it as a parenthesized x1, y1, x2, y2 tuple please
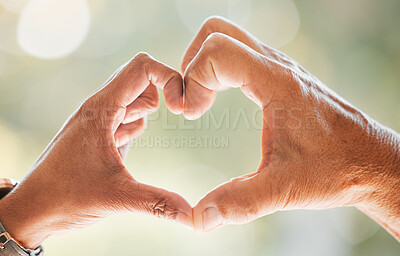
(1, 0, 400, 255)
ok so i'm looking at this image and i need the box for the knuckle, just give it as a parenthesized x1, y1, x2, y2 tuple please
(203, 15, 227, 31)
(114, 52, 151, 80)
(134, 51, 151, 62)
(204, 32, 230, 50)
(129, 52, 153, 70)
(148, 197, 177, 220)
(80, 95, 96, 109)
(195, 32, 232, 68)
(76, 97, 98, 122)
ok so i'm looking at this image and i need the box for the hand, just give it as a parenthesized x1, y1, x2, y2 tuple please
(179, 16, 400, 238)
(0, 52, 192, 249)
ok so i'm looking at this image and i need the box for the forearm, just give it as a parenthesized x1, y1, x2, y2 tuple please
(358, 127, 400, 241)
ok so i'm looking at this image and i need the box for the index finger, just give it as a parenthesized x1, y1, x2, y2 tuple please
(98, 52, 183, 114)
(181, 16, 265, 75)
(183, 33, 284, 120)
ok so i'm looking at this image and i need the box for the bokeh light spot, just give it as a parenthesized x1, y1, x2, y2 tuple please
(0, 11, 25, 55)
(17, 0, 90, 59)
(0, 0, 29, 13)
(175, 0, 252, 34)
(227, 0, 252, 26)
(75, 0, 136, 58)
(247, 0, 300, 48)
(175, 0, 299, 48)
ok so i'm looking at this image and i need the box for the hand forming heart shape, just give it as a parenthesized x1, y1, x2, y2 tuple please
(1, 16, 399, 250)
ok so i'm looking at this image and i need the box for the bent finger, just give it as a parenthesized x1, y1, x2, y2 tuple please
(114, 118, 146, 148)
(181, 16, 296, 76)
(181, 16, 266, 74)
(184, 33, 282, 120)
(124, 83, 159, 124)
(94, 52, 182, 113)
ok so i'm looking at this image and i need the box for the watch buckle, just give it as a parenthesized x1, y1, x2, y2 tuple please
(0, 232, 12, 249)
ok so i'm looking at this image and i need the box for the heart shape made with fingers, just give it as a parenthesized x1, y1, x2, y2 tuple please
(114, 16, 366, 236)
(116, 16, 278, 234)
(3, 16, 397, 251)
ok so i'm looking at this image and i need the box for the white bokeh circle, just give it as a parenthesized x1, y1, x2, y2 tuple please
(17, 0, 90, 59)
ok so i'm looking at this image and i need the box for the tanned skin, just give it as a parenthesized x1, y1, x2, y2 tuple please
(180, 17, 400, 238)
(0, 16, 398, 249)
(0, 52, 192, 248)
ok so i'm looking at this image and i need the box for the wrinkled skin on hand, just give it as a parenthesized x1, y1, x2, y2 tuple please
(0, 53, 191, 249)
(176, 16, 400, 238)
(0, 16, 399, 250)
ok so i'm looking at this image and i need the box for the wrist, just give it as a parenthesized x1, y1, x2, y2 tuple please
(357, 127, 400, 240)
(0, 183, 53, 249)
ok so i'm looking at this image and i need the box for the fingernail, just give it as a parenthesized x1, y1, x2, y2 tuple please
(202, 207, 222, 232)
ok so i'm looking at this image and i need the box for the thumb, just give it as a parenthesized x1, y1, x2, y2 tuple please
(193, 170, 282, 233)
(111, 178, 194, 229)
